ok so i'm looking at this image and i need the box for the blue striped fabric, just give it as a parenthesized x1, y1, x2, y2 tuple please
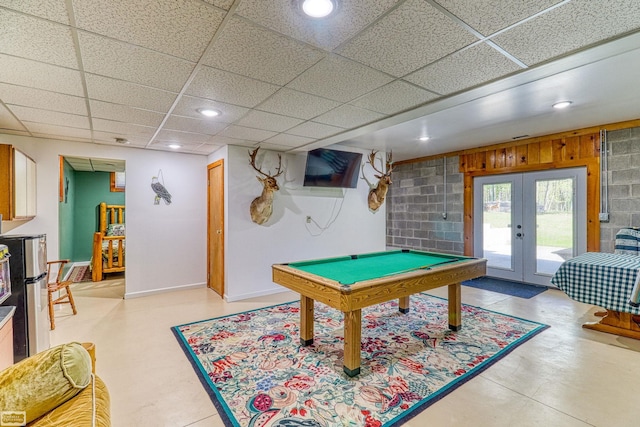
(551, 252, 640, 314)
(614, 227, 640, 255)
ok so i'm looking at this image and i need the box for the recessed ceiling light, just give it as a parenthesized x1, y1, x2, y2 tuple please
(300, 0, 336, 18)
(197, 108, 221, 117)
(168, 144, 181, 149)
(552, 101, 572, 109)
(418, 136, 430, 142)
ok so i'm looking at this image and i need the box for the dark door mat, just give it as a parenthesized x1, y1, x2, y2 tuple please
(462, 276, 548, 299)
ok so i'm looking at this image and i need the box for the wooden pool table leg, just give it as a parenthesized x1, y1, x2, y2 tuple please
(448, 282, 461, 331)
(343, 309, 362, 377)
(399, 295, 410, 313)
(300, 295, 314, 346)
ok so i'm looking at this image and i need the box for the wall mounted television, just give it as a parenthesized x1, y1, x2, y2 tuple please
(303, 148, 363, 189)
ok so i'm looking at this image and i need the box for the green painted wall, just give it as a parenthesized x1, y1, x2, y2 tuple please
(72, 171, 125, 262)
(58, 160, 75, 261)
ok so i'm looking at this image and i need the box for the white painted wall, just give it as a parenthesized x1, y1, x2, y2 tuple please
(1, 134, 208, 298)
(212, 145, 386, 301)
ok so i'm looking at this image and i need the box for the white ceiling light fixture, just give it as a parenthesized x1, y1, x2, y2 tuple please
(418, 136, 430, 142)
(300, 0, 337, 18)
(168, 144, 181, 149)
(197, 108, 221, 118)
(552, 101, 573, 109)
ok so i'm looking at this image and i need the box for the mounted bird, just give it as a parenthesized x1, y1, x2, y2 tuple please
(151, 176, 172, 205)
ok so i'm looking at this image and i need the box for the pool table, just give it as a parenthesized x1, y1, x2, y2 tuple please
(272, 249, 486, 376)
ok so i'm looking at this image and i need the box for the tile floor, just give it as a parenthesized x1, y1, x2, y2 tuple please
(50, 279, 640, 427)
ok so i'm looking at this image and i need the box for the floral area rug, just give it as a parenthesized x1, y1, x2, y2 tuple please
(172, 294, 548, 427)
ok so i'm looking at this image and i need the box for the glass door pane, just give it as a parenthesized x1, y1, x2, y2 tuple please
(482, 182, 513, 270)
(534, 178, 574, 275)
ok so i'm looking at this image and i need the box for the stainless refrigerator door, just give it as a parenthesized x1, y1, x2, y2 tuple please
(26, 275, 50, 355)
(24, 235, 47, 280)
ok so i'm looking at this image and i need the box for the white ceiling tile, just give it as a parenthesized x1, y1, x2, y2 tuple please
(89, 100, 164, 127)
(0, 54, 84, 96)
(263, 133, 315, 148)
(285, 121, 344, 139)
(201, 0, 234, 11)
(85, 74, 177, 112)
(286, 55, 393, 102)
(0, 103, 26, 131)
(73, 0, 224, 62)
(23, 122, 92, 139)
(210, 135, 256, 147)
(0, 9, 77, 68)
(0, 0, 69, 24)
(405, 43, 522, 95)
(164, 115, 228, 135)
(0, 83, 87, 115)
(314, 104, 384, 129)
(434, 0, 564, 36)
(235, 110, 303, 133)
(155, 129, 214, 145)
(92, 118, 156, 139)
(191, 143, 225, 154)
(492, 0, 640, 66)
(202, 17, 325, 86)
(186, 66, 280, 108)
(236, 0, 401, 50)
(338, 0, 477, 77)
(256, 88, 340, 120)
(172, 95, 250, 122)
(254, 142, 295, 152)
(10, 105, 88, 129)
(218, 125, 277, 142)
(350, 81, 439, 115)
(0, 129, 30, 137)
(92, 131, 149, 146)
(78, 31, 195, 92)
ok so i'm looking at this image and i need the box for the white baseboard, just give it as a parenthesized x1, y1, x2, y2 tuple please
(224, 287, 289, 302)
(124, 282, 206, 299)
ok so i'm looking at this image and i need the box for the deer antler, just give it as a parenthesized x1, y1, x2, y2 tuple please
(248, 147, 283, 178)
(367, 150, 393, 177)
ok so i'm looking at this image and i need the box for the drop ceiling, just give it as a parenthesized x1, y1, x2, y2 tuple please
(0, 0, 639, 161)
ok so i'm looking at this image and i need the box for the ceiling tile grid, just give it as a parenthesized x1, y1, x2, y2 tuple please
(491, 0, 640, 66)
(73, 0, 225, 62)
(405, 42, 523, 95)
(337, 0, 478, 77)
(0, 8, 78, 68)
(0, 0, 70, 24)
(0, 0, 638, 157)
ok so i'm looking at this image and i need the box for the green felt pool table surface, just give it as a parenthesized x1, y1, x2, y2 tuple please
(287, 249, 470, 285)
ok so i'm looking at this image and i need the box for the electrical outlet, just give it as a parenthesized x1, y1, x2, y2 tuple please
(306, 216, 312, 223)
(599, 213, 609, 222)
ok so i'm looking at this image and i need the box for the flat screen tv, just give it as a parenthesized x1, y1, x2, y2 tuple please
(303, 148, 363, 189)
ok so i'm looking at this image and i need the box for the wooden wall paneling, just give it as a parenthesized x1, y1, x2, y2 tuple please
(586, 159, 600, 252)
(486, 150, 496, 170)
(580, 134, 597, 159)
(528, 142, 540, 165)
(539, 140, 553, 163)
(496, 148, 506, 169)
(505, 146, 516, 168)
(475, 151, 486, 170)
(564, 136, 579, 161)
(552, 139, 566, 162)
(516, 144, 528, 166)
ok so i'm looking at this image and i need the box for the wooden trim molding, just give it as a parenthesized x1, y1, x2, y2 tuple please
(460, 132, 601, 255)
(110, 172, 125, 192)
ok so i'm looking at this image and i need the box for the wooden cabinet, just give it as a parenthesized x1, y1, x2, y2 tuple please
(0, 144, 37, 220)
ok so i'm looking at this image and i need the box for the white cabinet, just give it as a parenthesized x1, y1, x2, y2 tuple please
(0, 144, 37, 220)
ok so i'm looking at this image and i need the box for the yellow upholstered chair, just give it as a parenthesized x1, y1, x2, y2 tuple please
(46, 260, 78, 330)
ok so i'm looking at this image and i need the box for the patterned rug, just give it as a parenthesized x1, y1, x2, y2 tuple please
(67, 265, 92, 283)
(172, 294, 548, 427)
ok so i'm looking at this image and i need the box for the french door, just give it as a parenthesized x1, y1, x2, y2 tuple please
(473, 168, 586, 286)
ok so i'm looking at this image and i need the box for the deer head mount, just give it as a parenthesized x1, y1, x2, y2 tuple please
(360, 150, 393, 212)
(248, 147, 283, 225)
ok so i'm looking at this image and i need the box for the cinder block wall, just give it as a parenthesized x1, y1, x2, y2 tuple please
(386, 156, 464, 254)
(600, 126, 640, 253)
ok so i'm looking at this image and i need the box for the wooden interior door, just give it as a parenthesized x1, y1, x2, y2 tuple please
(208, 160, 224, 296)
